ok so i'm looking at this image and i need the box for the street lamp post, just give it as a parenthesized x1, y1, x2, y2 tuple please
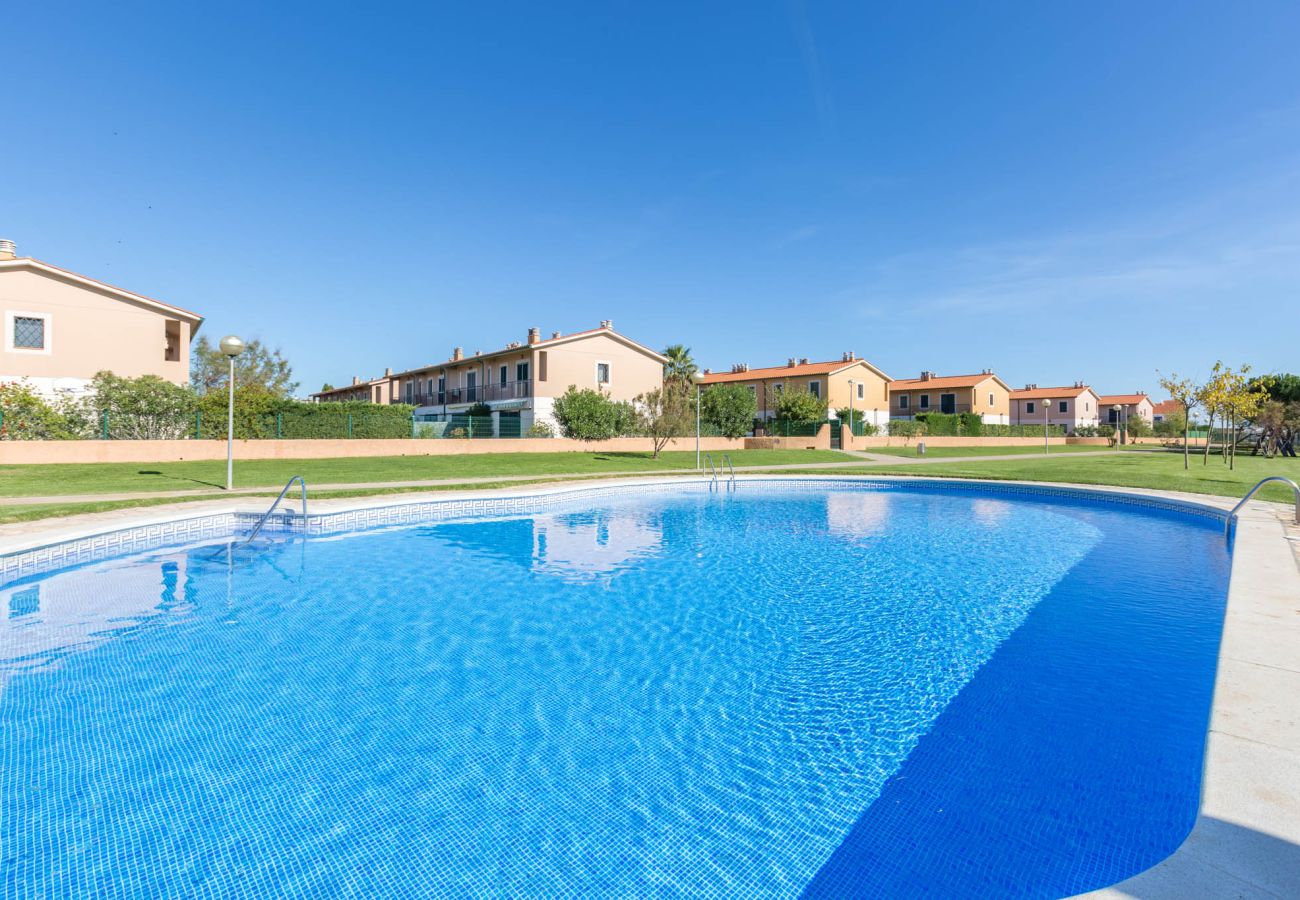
(219, 335, 245, 490)
(1111, 404, 1122, 448)
(692, 371, 704, 470)
(847, 379, 856, 445)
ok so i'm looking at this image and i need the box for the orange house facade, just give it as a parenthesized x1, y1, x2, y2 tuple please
(888, 371, 1012, 424)
(312, 321, 667, 435)
(0, 240, 203, 398)
(1009, 383, 1101, 434)
(1097, 393, 1155, 426)
(698, 353, 893, 428)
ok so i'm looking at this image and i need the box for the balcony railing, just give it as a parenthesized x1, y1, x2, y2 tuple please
(404, 379, 532, 407)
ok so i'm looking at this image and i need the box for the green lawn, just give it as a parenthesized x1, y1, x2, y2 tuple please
(766, 450, 1300, 504)
(0, 475, 658, 525)
(863, 444, 1109, 458)
(0, 449, 845, 498)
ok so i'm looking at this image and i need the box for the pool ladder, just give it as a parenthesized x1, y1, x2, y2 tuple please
(1224, 476, 1300, 538)
(703, 454, 736, 492)
(243, 476, 309, 544)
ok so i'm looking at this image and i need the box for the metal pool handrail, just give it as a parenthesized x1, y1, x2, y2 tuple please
(1224, 476, 1300, 538)
(703, 453, 719, 490)
(722, 453, 736, 490)
(244, 476, 308, 544)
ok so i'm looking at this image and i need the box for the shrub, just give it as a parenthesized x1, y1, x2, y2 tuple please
(888, 420, 928, 440)
(526, 420, 555, 438)
(914, 412, 959, 436)
(466, 402, 492, 419)
(87, 371, 198, 440)
(552, 386, 625, 441)
(0, 381, 76, 440)
(448, 427, 469, 439)
(958, 412, 983, 436)
(704, 385, 758, 438)
(775, 389, 828, 425)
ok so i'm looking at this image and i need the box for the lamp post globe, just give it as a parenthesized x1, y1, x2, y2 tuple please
(219, 335, 246, 358)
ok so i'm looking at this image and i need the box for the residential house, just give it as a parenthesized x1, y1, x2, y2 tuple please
(313, 321, 666, 435)
(888, 370, 1012, 424)
(0, 239, 203, 397)
(1151, 399, 1182, 424)
(313, 370, 397, 404)
(1097, 393, 1155, 426)
(1009, 383, 1101, 434)
(698, 353, 892, 427)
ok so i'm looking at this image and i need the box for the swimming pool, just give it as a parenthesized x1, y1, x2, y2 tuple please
(1, 481, 1231, 898)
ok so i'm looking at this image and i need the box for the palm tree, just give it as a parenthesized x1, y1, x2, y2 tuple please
(662, 344, 698, 385)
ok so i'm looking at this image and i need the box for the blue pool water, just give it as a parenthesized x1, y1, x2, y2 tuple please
(1, 484, 1230, 898)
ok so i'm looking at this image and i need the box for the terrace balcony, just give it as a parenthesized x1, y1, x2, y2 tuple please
(406, 379, 533, 408)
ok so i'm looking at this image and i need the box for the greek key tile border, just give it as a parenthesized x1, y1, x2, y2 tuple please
(1, 477, 1227, 586)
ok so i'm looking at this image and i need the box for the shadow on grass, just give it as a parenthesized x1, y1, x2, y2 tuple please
(137, 470, 225, 489)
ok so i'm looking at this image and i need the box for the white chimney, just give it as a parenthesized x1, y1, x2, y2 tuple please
(0, 239, 15, 260)
(599, 319, 613, 329)
(551, 330, 562, 339)
(528, 327, 540, 345)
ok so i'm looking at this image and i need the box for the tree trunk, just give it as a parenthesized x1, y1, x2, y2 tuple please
(1182, 404, 1190, 469)
(1202, 411, 1214, 465)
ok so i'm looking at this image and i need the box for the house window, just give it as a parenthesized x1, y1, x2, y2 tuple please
(516, 362, 529, 382)
(405, 382, 413, 403)
(773, 383, 784, 396)
(856, 383, 864, 400)
(898, 395, 909, 410)
(499, 365, 508, 386)
(1058, 400, 1068, 413)
(596, 362, 610, 385)
(7, 313, 50, 353)
(808, 380, 821, 399)
(466, 371, 477, 401)
(437, 375, 446, 404)
(1026, 401, 1036, 414)
(988, 392, 995, 407)
(919, 395, 930, 409)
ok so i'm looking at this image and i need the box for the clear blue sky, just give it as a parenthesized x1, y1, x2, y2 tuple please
(5, 1, 1299, 396)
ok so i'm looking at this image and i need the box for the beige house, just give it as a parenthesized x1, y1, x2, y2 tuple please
(314, 370, 397, 405)
(313, 321, 667, 435)
(0, 240, 203, 398)
(1097, 393, 1155, 426)
(1009, 383, 1101, 434)
(888, 370, 1012, 424)
(698, 353, 892, 427)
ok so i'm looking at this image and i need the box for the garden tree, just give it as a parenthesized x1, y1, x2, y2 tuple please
(775, 388, 828, 425)
(191, 335, 298, 397)
(1195, 362, 1231, 466)
(85, 371, 198, 440)
(701, 384, 757, 438)
(661, 345, 698, 388)
(1153, 408, 1187, 438)
(1221, 366, 1270, 470)
(320, 382, 335, 392)
(1157, 370, 1201, 470)
(1124, 414, 1152, 438)
(1250, 372, 1300, 405)
(551, 385, 625, 441)
(635, 384, 693, 458)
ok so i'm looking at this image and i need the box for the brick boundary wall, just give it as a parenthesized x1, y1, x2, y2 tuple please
(0, 436, 749, 465)
(0, 433, 1113, 465)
